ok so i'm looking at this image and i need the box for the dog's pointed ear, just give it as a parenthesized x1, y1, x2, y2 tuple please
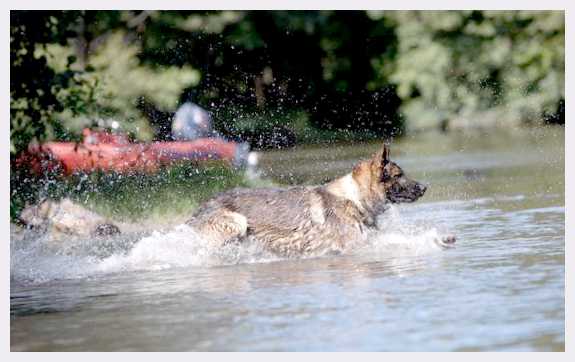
(374, 143, 390, 168)
(382, 143, 390, 165)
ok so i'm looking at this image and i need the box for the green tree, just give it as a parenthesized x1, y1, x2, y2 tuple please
(374, 10, 564, 131)
(11, 10, 201, 153)
(10, 11, 98, 154)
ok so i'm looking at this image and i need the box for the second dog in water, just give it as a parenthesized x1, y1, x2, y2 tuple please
(188, 143, 455, 256)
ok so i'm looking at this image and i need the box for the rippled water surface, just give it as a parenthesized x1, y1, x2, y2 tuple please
(10, 128, 564, 351)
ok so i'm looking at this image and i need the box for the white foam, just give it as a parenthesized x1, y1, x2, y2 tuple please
(11, 205, 454, 284)
(97, 224, 278, 273)
(354, 205, 451, 256)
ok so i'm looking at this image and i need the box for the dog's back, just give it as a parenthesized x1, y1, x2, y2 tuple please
(190, 185, 367, 256)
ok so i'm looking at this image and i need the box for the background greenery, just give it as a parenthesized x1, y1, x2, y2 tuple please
(10, 161, 259, 223)
(11, 10, 564, 155)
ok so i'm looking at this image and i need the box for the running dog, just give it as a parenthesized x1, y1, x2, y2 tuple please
(187, 143, 455, 256)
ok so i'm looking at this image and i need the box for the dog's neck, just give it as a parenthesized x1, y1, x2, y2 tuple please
(325, 173, 363, 209)
(325, 173, 388, 227)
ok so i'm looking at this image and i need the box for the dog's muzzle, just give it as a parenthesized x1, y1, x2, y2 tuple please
(387, 181, 427, 203)
(415, 183, 427, 197)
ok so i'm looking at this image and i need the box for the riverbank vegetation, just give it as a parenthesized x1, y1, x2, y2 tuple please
(10, 162, 267, 223)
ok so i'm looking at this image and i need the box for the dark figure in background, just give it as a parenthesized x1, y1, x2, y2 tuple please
(137, 97, 218, 141)
(171, 102, 218, 141)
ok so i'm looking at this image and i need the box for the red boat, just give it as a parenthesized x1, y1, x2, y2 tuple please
(16, 128, 253, 176)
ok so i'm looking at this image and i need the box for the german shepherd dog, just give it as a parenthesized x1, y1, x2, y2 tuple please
(188, 143, 455, 256)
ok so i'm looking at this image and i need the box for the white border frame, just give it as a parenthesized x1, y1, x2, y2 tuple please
(3, 1, 571, 358)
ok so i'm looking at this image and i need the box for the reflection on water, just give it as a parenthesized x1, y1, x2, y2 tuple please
(10, 127, 564, 351)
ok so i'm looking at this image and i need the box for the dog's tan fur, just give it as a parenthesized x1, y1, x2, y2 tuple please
(188, 143, 429, 256)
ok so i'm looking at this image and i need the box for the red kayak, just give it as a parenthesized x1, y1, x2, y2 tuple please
(16, 129, 251, 176)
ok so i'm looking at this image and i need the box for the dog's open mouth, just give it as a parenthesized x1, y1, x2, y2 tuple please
(436, 235, 457, 249)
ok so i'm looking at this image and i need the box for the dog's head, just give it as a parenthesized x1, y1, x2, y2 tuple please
(352, 143, 426, 209)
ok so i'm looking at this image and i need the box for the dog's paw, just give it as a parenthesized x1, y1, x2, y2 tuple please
(436, 234, 457, 249)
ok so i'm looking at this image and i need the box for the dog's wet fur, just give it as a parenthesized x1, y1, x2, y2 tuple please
(188, 143, 454, 256)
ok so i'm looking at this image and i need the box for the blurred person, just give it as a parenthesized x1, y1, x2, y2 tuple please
(172, 102, 217, 141)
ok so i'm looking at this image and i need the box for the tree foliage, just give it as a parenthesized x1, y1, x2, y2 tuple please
(10, 10, 565, 155)
(10, 11, 96, 153)
(378, 10, 564, 130)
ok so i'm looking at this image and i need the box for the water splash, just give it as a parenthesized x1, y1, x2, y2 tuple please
(97, 224, 280, 272)
(11, 204, 453, 285)
(358, 205, 453, 256)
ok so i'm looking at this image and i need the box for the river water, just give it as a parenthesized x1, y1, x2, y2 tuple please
(10, 127, 565, 351)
